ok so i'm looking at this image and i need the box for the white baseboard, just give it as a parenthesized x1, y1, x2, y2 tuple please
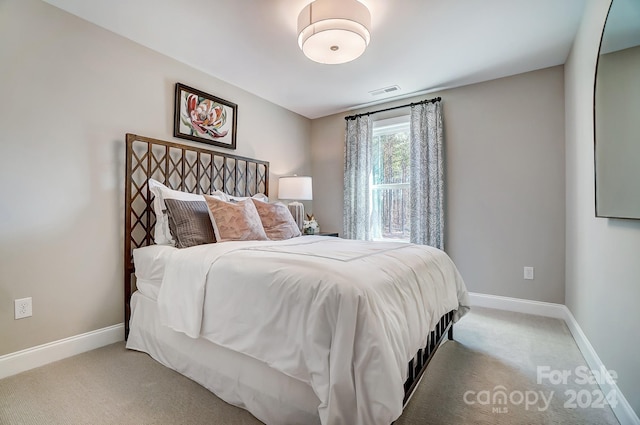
(562, 307, 640, 425)
(469, 292, 639, 425)
(469, 292, 567, 319)
(0, 323, 124, 380)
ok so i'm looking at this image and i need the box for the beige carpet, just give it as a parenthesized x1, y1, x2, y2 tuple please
(0, 308, 620, 425)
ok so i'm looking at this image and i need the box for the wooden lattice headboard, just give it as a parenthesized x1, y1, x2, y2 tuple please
(123, 133, 269, 337)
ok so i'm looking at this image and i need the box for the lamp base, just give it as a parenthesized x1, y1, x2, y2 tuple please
(287, 202, 305, 231)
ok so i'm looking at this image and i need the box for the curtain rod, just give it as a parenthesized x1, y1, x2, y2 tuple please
(344, 96, 441, 121)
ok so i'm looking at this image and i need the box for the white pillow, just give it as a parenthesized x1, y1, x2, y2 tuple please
(133, 244, 178, 281)
(133, 245, 178, 299)
(148, 179, 226, 245)
(226, 193, 269, 202)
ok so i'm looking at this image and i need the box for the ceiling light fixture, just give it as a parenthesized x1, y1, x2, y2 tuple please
(297, 0, 371, 65)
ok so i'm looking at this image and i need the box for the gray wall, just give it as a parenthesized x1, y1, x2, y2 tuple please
(311, 66, 566, 303)
(0, 0, 311, 356)
(565, 0, 640, 416)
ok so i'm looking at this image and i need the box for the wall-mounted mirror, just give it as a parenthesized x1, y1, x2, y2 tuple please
(594, 0, 640, 219)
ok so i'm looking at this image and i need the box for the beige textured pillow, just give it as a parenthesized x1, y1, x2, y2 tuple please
(252, 199, 301, 240)
(204, 195, 269, 242)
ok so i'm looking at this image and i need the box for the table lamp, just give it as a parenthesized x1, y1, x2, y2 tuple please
(278, 176, 313, 230)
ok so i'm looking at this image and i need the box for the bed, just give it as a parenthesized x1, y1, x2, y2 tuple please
(123, 134, 470, 425)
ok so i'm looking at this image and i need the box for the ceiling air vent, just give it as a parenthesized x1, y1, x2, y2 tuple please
(369, 85, 400, 96)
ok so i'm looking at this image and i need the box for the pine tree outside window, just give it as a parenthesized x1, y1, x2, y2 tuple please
(371, 116, 411, 242)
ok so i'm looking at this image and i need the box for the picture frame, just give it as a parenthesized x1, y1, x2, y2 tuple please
(173, 83, 237, 149)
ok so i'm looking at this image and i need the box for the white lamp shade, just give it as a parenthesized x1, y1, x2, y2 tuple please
(278, 176, 313, 200)
(297, 0, 371, 64)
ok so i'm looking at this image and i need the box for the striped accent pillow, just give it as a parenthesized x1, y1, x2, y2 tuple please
(164, 199, 216, 248)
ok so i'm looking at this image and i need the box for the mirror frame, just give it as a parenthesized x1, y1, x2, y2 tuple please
(593, 2, 612, 219)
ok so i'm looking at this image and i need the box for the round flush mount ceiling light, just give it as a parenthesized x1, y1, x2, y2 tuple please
(297, 0, 371, 65)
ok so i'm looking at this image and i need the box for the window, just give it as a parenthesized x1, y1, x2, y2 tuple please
(344, 102, 443, 246)
(371, 116, 410, 242)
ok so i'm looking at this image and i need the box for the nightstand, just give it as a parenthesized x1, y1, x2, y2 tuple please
(318, 232, 339, 237)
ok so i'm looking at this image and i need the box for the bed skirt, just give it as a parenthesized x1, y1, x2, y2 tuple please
(126, 291, 322, 425)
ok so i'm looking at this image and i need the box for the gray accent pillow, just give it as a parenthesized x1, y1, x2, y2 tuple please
(164, 199, 216, 248)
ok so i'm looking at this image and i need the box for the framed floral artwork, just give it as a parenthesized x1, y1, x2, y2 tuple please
(173, 83, 237, 149)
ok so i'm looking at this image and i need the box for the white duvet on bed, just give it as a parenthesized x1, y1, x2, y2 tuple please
(157, 236, 469, 425)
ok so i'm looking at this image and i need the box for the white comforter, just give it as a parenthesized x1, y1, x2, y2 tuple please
(157, 236, 469, 425)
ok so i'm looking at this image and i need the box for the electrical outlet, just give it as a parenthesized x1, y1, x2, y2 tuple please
(524, 267, 534, 280)
(15, 297, 32, 319)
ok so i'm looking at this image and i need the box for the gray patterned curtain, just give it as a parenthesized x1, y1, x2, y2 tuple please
(343, 115, 373, 240)
(409, 101, 444, 249)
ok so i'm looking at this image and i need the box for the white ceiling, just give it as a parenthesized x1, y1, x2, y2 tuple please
(43, 0, 586, 119)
